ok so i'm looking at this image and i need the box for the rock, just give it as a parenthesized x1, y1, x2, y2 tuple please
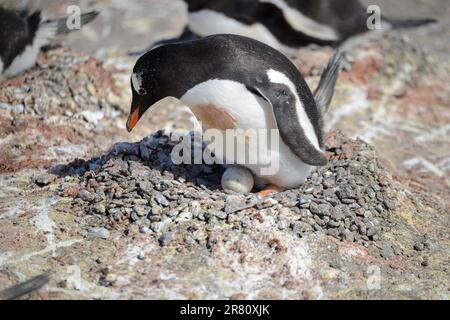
(80, 110, 104, 125)
(221, 166, 254, 194)
(93, 203, 106, 215)
(0, 17, 447, 300)
(34, 173, 54, 187)
(225, 195, 259, 214)
(380, 243, 395, 260)
(133, 205, 148, 217)
(139, 226, 150, 234)
(88, 227, 110, 239)
(342, 229, 355, 242)
(414, 242, 425, 252)
(112, 142, 140, 156)
(0, 102, 24, 114)
(154, 193, 169, 207)
(78, 190, 95, 202)
(159, 232, 174, 247)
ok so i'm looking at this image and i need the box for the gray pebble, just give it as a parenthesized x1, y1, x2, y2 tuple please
(159, 232, 174, 246)
(88, 227, 110, 239)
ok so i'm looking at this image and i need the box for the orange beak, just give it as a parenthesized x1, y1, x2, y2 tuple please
(126, 107, 140, 132)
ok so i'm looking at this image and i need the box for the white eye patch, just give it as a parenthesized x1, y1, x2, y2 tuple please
(132, 72, 146, 95)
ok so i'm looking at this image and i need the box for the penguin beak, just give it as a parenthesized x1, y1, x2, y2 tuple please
(126, 107, 140, 132)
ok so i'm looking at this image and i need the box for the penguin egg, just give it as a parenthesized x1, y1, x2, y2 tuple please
(221, 166, 254, 194)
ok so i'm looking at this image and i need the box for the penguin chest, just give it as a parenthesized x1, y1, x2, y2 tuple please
(181, 79, 273, 132)
(189, 103, 238, 131)
(180, 79, 313, 188)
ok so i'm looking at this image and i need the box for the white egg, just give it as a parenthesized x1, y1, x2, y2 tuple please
(221, 166, 254, 194)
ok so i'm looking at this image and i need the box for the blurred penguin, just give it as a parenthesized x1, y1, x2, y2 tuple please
(0, 7, 98, 78)
(136, 0, 436, 57)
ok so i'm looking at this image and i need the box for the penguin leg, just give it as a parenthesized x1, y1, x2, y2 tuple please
(257, 184, 284, 198)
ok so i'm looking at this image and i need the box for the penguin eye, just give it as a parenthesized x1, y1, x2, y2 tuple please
(138, 88, 147, 96)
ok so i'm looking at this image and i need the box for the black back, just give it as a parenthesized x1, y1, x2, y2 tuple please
(134, 34, 324, 147)
(284, 0, 368, 37)
(0, 7, 41, 69)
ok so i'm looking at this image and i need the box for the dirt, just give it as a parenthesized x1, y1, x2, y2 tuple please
(0, 0, 449, 300)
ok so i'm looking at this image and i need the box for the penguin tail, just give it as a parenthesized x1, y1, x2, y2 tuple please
(313, 51, 344, 114)
(0, 273, 49, 300)
(42, 10, 99, 36)
(383, 16, 437, 30)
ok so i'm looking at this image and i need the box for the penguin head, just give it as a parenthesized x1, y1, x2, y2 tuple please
(126, 48, 177, 132)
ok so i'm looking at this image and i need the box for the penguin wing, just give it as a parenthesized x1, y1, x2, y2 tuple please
(252, 82, 327, 166)
(0, 273, 49, 300)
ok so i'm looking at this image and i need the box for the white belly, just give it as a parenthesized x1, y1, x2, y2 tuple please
(3, 43, 41, 78)
(180, 79, 314, 188)
(188, 9, 299, 57)
(260, 0, 339, 41)
(3, 23, 56, 78)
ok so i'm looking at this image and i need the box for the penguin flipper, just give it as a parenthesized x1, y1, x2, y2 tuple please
(0, 273, 49, 300)
(41, 11, 99, 35)
(313, 51, 344, 114)
(253, 83, 327, 166)
(383, 16, 437, 30)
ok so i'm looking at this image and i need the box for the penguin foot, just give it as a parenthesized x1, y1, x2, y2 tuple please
(257, 184, 283, 198)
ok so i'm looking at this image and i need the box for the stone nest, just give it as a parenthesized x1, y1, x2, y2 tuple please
(60, 130, 396, 245)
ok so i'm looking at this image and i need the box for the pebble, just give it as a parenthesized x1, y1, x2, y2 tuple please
(78, 190, 95, 202)
(69, 131, 395, 245)
(88, 227, 110, 239)
(159, 232, 174, 246)
(139, 226, 150, 234)
(154, 193, 169, 207)
(34, 173, 54, 187)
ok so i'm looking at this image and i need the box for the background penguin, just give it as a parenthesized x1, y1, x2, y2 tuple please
(126, 34, 343, 191)
(0, 7, 98, 79)
(265, 0, 437, 41)
(133, 0, 335, 57)
(137, 0, 436, 57)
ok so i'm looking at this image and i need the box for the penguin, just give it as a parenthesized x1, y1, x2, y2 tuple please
(0, 7, 99, 79)
(262, 0, 437, 41)
(126, 34, 343, 190)
(134, 0, 334, 57)
(139, 0, 436, 57)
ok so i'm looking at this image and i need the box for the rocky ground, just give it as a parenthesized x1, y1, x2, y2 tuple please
(0, 0, 449, 300)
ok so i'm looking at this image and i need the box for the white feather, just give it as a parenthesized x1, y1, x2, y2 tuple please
(188, 9, 299, 57)
(266, 69, 320, 150)
(3, 22, 57, 78)
(180, 79, 314, 188)
(131, 72, 143, 92)
(260, 0, 339, 41)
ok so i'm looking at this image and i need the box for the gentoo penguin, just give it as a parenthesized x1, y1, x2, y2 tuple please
(0, 8, 98, 78)
(141, 0, 435, 57)
(262, 0, 436, 41)
(126, 34, 342, 190)
(135, 0, 334, 57)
